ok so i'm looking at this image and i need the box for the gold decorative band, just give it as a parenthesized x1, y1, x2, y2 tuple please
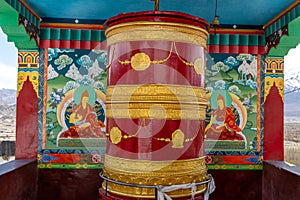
(105, 21, 208, 47)
(106, 84, 206, 102)
(106, 84, 207, 120)
(102, 155, 207, 198)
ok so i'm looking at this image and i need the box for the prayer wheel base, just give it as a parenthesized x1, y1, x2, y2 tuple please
(99, 188, 205, 200)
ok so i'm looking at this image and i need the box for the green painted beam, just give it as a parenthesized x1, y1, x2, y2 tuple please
(0, 0, 38, 50)
(268, 16, 300, 57)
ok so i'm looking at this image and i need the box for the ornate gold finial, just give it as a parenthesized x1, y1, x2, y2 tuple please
(151, 0, 159, 11)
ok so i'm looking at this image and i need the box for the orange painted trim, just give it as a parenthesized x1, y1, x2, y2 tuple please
(264, 1, 300, 29)
(209, 28, 264, 35)
(256, 54, 261, 153)
(40, 22, 105, 30)
(42, 48, 48, 149)
(18, 0, 40, 20)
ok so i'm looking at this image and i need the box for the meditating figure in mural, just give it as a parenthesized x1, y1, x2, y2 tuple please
(205, 93, 244, 141)
(60, 89, 105, 138)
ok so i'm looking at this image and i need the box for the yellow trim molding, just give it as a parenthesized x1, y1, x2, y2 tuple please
(105, 21, 208, 47)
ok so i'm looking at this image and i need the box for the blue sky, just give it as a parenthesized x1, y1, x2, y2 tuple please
(0, 28, 18, 90)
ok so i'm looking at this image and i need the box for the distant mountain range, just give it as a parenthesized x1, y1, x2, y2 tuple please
(284, 72, 300, 117)
(0, 89, 16, 106)
(0, 89, 16, 118)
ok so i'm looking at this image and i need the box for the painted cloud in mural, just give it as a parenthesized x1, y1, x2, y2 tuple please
(48, 48, 58, 61)
(77, 55, 93, 68)
(54, 55, 73, 70)
(48, 64, 59, 80)
(212, 61, 230, 72)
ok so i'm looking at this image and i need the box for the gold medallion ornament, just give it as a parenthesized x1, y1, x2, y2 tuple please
(171, 129, 185, 148)
(194, 58, 204, 75)
(130, 52, 151, 71)
(115, 42, 206, 74)
(109, 127, 122, 144)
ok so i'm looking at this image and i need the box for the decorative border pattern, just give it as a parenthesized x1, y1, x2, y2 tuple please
(265, 25, 288, 55)
(39, 26, 106, 50)
(264, 3, 300, 37)
(17, 51, 39, 96)
(207, 164, 262, 170)
(105, 21, 208, 47)
(207, 33, 265, 54)
(5, 0, 40, 27)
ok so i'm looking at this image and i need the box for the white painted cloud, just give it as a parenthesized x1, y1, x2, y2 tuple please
(0, 63, 17, 89)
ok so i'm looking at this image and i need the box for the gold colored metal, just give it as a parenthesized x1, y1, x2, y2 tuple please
(194, 58, 205, 75)
(130, 52, 151, 71)
(106, 84, 206, 102)
(109, 127, 122, 144)
(107, 125, 200, 146)
(106, 84, 207, 120)
(171, 129, 185, 148)
(117, 42, 203, 74)
(102, 155, 207, 198)
(105, 21, 208, 47)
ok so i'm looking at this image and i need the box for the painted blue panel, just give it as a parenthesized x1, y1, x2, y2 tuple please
(25, 0, 295, 26)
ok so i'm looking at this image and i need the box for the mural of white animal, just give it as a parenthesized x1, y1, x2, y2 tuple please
(238, 58, 257, 80)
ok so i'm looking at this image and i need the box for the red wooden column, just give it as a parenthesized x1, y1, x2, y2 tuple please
(15, 51, 39, 159)
(264, 57, 284, 160)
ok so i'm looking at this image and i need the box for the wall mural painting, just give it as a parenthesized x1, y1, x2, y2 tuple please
(205, 54, 262, 168)
(45, 48, 107, 152)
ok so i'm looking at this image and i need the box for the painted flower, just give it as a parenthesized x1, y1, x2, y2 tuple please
(92, 154, 102, 163)
(50, 89, 63, 104)
(205, 155, 213, 164)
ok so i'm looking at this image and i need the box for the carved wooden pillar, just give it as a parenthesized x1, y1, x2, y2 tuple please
(264, 57, 284, 160)
(15, 51, 39, 159)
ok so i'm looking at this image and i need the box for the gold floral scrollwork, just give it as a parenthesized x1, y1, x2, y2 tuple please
(264, 76, 284, 102)
(171, 129, 185, 148)
(194, 58, 204, 75)
(102, 155, 208, 198)
(131, 53, 151, 71)
(110, 127, 122, 144)
(17, 71, 39, 97)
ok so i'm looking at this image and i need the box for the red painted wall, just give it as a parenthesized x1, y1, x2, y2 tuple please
(263, 161, 300, 200)
(0, 159, 37, 200)
(38, 169, 102, 200)
(15, 77, 38, 159)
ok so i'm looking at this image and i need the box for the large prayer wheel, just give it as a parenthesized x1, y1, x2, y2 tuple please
(102, 11, 210, 199)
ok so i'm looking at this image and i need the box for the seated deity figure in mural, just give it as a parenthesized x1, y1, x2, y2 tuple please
(60, 89, 105, 138)
(205, 92, 244, 141)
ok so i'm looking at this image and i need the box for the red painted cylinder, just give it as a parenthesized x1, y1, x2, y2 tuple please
(102, 11, 209, 199)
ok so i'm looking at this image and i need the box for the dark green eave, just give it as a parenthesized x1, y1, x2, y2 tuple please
(0, 0, 38, 50)
(268, 16, 300, 57)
